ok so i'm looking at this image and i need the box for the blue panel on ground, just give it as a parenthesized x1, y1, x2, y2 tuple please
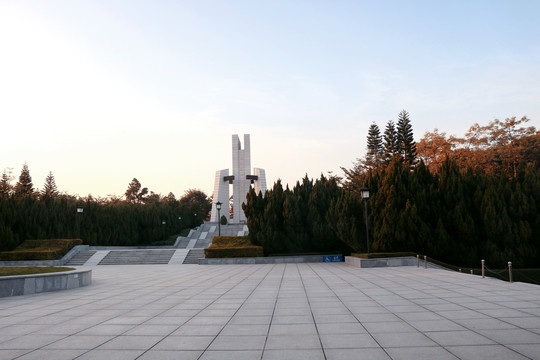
(323, 255, 343, 262)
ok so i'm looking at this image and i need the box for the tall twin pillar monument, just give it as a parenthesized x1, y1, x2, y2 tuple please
(210, 134, 267, 223)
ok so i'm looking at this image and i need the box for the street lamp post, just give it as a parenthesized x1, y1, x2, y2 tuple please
(361, 188, 370, 254)
(162, 220, 166, 241)
(76, 206, 83, 239)
(216, 201, 222, 236)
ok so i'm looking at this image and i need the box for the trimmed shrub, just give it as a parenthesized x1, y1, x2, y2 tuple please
(204, 236, 263, 258)
(0, 239, 83, 261)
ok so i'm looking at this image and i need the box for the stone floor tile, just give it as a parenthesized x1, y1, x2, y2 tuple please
(14, 349, 87, 360)
(271, 315, 313, 324)
(76, 349, 145, 360)
(96, 335, 163, 350)
(102, 316, 150, 325)
(407, 319, 466, 332)
(269, 323, 317, 335)
(262, 349, 325, 360)
(425, 330, 495, 346)
(507, 344, 540, 359)
(319, 334, 379, 349)
(354, 313, 401, 322)
(146, 335, 214, 351)
(220, 324, 269, 336)
(446, 345, 529, 360)
(477, 328, 540, 344)
(0, 350, 32, 359)
(265, 334, 321, 350)
(76, 324, 135, 336)
(316, 322, 367, 334)
(313, 314, 358, 323)
(273, 307, 312, 316)
(228, 316, 272, 325)
(137, 350, 203, 360)
(0, 335, 66, 350)
(172, 325, 224, 336)
(199, 350, 263, 360)
(362, 321, 416, 333)
(500, 316, 540, 328)
(325, 348, 391, 360)
(454, 318, 518, 331)
(123, 324, 177, 336)
(43, 335, 114, 350)
(0, 324, 47, 336)
(371, 332, 437, 348)
(144, 316, 191, 326)
(208, 335, 266, 350)
(384, 346, 459, 360)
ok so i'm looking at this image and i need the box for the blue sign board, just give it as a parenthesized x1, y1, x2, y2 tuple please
(323, 255, 343, 263)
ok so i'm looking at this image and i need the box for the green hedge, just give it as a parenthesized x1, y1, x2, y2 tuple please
(0, 239, 83, 261)
(204, 236, 263, 258)
(210, 236, 251, 247)
(204, 246, 264, 258)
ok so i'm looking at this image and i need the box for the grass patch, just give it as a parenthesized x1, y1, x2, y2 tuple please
(0, 266, 75, 277)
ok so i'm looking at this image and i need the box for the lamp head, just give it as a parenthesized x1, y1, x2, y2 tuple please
(361, 187, 370, 199)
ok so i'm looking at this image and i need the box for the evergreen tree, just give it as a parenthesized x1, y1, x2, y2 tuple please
(383, 120, 398, 163)
(366, 122, 383, 169)
(0, 169, 13, 197)
(41, 171, 59, 198)
(125, 178, 148, 204)
(14, 163, 34, 198)
(396, 110, 417, 165)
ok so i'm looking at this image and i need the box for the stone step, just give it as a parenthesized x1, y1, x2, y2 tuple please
(98, 250, 176, 265)
(183, 249, 205, 264)
(66, 250, 97, 266)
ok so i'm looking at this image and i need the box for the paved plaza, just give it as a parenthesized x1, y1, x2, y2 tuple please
(1, 264, 540, 360)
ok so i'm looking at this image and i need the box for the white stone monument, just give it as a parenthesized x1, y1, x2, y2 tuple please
(210, 134, 267, 223)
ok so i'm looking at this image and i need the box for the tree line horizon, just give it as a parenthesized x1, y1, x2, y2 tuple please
(1, 112, 539, 267)
(243, 112, 539, 268)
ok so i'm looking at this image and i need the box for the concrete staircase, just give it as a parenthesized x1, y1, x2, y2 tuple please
(179, 223, 249, 249)
(98, 250, 176, 265)
(62, 223, 249, 266)
(183, 248, 205, 264)
(66, 250, 97, 266)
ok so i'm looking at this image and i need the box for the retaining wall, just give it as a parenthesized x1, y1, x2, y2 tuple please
(199, 255, 341, 265)
(0, 269, 92, 298)
(345, 256, 449, 270)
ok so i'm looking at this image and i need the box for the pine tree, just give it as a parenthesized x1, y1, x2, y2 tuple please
(366, 122, 383, 169)
(383, 120, 398, 163)
(396, 110, 417, 165)
(14, 163, 34, 198)
(0, 169, 13, 197)
(41, 171, 59, 198)
(125, 178, 148, 204)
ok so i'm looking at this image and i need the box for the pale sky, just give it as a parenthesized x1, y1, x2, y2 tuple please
(1, 0, 539, 198)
